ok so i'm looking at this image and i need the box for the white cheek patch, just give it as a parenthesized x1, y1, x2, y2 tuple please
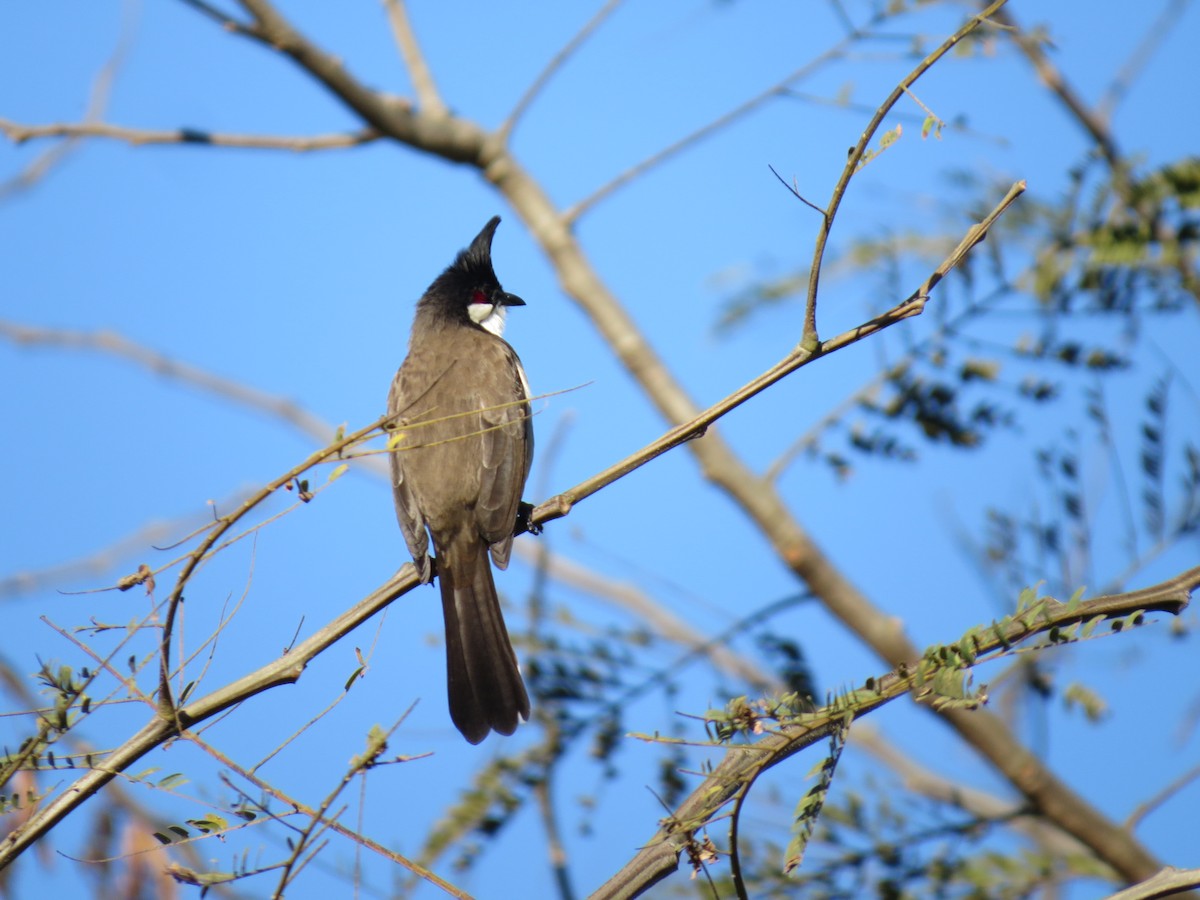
(468, 302, 494, 324)
(470, 302, 507, 337)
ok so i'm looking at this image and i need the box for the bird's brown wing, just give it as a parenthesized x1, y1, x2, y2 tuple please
(386, 348, 462, 583)
(477, 342, 532, 569)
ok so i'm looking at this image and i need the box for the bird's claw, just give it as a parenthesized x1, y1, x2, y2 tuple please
(515, 501, 542, 537)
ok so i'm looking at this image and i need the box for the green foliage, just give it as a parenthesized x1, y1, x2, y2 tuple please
(0, 787, 49, 815)
(713, 143, 1197, 491)
(857, 124, 904, 171)
(684, 577, 1178, 894)
(1062, 682, 1108, 722)
(783, 720, 850, 874)
(151, 808, 254, 846)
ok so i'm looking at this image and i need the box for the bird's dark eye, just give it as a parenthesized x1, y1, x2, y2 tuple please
(471, 289, 488, 305)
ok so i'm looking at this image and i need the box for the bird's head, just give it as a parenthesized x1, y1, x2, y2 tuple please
(421, 216, 525, 338)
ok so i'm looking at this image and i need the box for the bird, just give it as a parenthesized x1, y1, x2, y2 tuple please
(386, 216, 534, 744)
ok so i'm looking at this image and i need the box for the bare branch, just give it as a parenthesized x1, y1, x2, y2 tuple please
(850, 724, 1093, 858)
(767, 163, 823, 216)
(192, 731, 467, 897)
(531, 181, 1027, 528)
(381, 0, 446, 116)
(0, 487, 257, 600)
(513, 544, 777, 691)
(0, 118, 380, 151)
(0, 321, 347, 448)
(154, 414, 394, 716)
(0, 566, 416, 869)
(501, 0, 626, 142)
(0, 0, 136, 200)
(177, 0, 260, 37)
(563, 19, 879, 224)
(803, 0, 1010, 347)
(1099, 0, 1190, 121)
(1103, 867, 1200, 900)
(1124, 763, 1200, 833)
(987, 4, 1121, 171)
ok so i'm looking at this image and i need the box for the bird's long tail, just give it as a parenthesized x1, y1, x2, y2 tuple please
(438, 539, 530, 744)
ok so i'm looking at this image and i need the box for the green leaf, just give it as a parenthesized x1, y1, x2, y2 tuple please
(1016, 585, 1038, 611)
(1080, 615, 1106, 639)
(1065, 587, 1085, 613)
(188, 814, 228, 833)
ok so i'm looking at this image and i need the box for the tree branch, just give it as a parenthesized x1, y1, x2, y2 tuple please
(591, 568, 1199, 899)
(529, 181, 1026, 527)
(0, 320, 347, 447)
(381, 0, 446, 117)
(562, 13, 886, 225)
(1104, 867, 1200, 900)
(500, 0, 625, 143)
(0, 0, 135, 200)
(988, 4, 1121, 171)
(802, 0, 1010, 347)
(0, 118, 380, 151)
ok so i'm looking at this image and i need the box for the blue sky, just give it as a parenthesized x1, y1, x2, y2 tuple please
(2, 1, 1199, 897)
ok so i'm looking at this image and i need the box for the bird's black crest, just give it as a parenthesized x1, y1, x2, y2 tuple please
(419, 217, 505, 322)
(445, 216, 502, 291)
(456, 216, 502, 279)
(417, 216, 506, 324)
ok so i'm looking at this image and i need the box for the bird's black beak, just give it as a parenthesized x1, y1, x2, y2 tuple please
(498, 291, 525, 307)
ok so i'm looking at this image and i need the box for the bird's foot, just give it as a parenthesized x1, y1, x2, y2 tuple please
(514, 501, 542, 537)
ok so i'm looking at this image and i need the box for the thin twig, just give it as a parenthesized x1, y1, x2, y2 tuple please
(767, 164, 823, 216)
(191, 725, 467, 897)
(500, 0, 625, 142)
(532, 181, 1026, 528)
(1124, 763, 1200, 833)
(802, 0, 1010, 347)
(562, 10, 890, 224)
(988, 5, 1121, 172)
(177, 0, 260, 36)
(0, 488, 248, 600)
(0, 119, 381, 151)
(0, 321, 346, 448)
(0, 0, 137, 200)
(381, 0, 446, 116)
(1098, 0, 1190, 122)
(155, 416, 392, 720)
(271, 721, 398, 898)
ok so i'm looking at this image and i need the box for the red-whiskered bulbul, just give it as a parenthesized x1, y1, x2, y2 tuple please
(387, 216, 533, 744)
